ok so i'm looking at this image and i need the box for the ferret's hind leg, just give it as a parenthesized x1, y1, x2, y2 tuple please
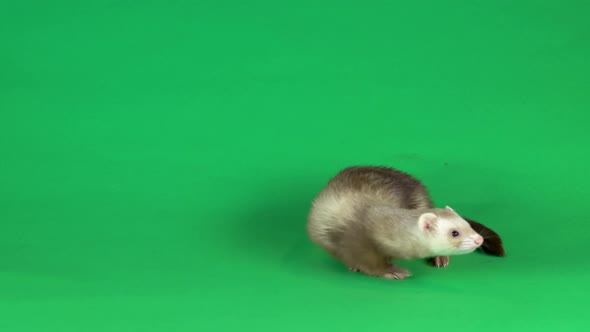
(336, 242, 401, 279)
(352, 257, 393, 279)
(383, 265, 411, 280)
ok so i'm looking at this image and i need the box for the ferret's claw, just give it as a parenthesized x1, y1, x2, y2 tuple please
(428, 256, 450, 267)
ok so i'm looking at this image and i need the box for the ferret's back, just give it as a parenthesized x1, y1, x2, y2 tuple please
(306, 166, 432, 249)
(320, 166, 432, 208)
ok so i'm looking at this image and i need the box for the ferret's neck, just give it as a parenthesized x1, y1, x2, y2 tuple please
(366, 205, 434, 259)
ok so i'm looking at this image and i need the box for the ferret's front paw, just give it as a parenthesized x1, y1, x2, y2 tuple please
(348, 267, 360, 272)
(428, 256, 450, 268)
(383, 266, 411, 280)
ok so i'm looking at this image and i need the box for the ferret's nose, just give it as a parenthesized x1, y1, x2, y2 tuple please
(474, 235, 483, 246)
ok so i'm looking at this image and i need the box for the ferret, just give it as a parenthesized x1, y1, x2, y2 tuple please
(306, 166, 505, 279)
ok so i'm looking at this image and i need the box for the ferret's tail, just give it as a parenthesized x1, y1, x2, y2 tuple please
(464, 218, 505, 257)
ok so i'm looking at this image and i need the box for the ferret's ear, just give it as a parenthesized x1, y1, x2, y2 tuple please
(445, 206, 455, 213)
(418, 213, 438, 232)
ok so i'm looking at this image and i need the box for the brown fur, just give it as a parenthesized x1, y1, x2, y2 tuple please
(322, 166, 434, 210)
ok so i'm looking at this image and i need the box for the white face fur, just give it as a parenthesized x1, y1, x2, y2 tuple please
(418, 206, 484, 256)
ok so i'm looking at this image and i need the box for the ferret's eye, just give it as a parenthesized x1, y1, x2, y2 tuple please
(451, 230, 460, 237)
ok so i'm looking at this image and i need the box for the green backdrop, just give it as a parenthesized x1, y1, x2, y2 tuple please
(1, 1, 589, 331)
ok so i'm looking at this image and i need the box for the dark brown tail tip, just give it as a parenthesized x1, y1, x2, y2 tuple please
(464, 218, 506, 257)
(480, 237, 506, 257)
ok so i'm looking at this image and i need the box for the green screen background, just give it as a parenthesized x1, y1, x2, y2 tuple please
(1, 1, 588, 331)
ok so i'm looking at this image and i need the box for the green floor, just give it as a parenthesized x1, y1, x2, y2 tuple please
(1, 1, 589, 331)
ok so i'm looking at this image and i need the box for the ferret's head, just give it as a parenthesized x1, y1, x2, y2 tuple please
(418, 206, 484, 256)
